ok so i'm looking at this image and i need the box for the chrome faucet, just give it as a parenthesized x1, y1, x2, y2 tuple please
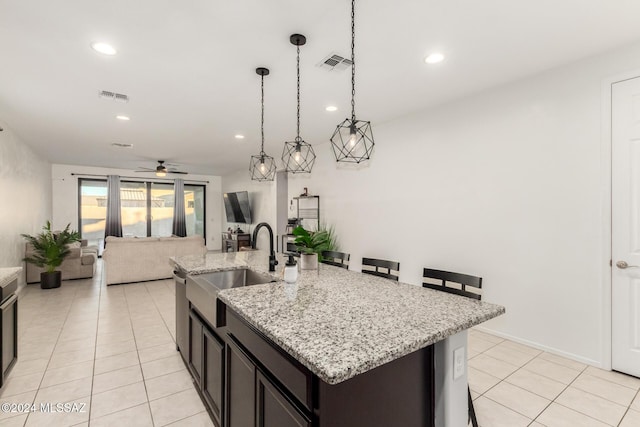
(252, 222, 278, 272)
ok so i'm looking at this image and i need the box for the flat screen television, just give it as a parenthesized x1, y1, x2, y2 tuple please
(223, 191, 252, 224)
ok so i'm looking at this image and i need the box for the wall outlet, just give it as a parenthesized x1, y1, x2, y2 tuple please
(453, 347, 465, 380)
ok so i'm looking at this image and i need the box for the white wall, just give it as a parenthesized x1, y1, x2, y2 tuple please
(221, 169, 278, 253)
(283, 41, 640, 367)
(51, 164, 222, 251)
(0, 123, 52, 286)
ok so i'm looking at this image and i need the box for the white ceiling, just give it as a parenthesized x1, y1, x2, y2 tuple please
(2, 0, 640, 176)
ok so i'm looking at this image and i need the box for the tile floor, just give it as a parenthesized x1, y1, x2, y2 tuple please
(0, 260, 638, 426)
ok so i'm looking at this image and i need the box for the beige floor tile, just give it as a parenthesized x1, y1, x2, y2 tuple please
(145, 369, 194, 401)
(468, 367, 501, 394)
(555, 386, 627, 425)
(95, 331, 135, 346)
(469, 329, 504, 344)
(470, 389, 480, 401)
(483, 344, 537, 367)
(468, 354, 519, 379)
(39, 360, 93, 388)
(165, 411, 215, 426)
(35, 377, 92, 404)
(484, 381, 551, 419)
(0, 372, 43, 398)
(584, 366, 640, 390)
(0, 391, 37, 421)
(95, 339, 137, 359)
(93, 351, 139, 375)
(504, 368, 567, 400)
(149, 388, 206, 426)
(53, 337, 95, 354)
(24, 396, 90, 427)
(468, 337, 498, 354)
(90, 403, 153, 427)
(135, 332, 174, 350)
(0, 414, 28, 426)
(537, 352, 587, 371)
(619, 409, 640, 427)
(632, 392, 640, 411)
(572, 372, 637, 406)
(499, 340, 543, 356)
(48, 348, 95, 369)
(138, 343, 179, 364)
(473, 396, 531, 427)
(90, 381, 148, 419)
(9, 358, 49, 378)
(536, 402, 609, 427)
(141, 354, 186, 380)
(523, 358, 581, 385)
(92, 365, 143, 395)
(528, 423, 545, 427)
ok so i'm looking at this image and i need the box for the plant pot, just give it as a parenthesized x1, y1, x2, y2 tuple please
(40, 271, 61, 289)
(300, 253, 318, 270)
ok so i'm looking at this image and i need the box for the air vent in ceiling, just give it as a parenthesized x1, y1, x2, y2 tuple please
(111, 143, 133, 148)
(98, 90, 129, 103)
(317, 53, 353, 71)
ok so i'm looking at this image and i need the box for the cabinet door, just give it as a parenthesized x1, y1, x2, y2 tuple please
(226, 339, 255, 427)
(175, 279, 188, 359)
(256, 371, 310, 427)
(203, 328, 224, 426)
(188, 311, 203, 386)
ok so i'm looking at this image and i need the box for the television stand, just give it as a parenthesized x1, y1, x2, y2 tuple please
(221, 233, 251, 252)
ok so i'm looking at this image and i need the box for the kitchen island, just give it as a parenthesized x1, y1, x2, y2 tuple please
(172, 251, 504, 427)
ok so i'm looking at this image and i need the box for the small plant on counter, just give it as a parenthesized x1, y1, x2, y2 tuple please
(292, 224, 338, 262)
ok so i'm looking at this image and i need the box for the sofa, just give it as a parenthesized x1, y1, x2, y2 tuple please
(26, 241, 98, 283)
(102, 235, 206, 285)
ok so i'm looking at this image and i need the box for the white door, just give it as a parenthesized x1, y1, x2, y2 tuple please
(612, 76, 640, 378)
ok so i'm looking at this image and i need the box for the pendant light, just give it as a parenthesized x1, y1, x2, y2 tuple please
(330, 0, 374, 164)
(282, 34, 316, 173)
(249, 67, 277, 181)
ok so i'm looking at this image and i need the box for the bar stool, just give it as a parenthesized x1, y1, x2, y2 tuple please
(361, 258, 400, 281)
(422, 268, 482, 427)
(321, 251, 350, 269)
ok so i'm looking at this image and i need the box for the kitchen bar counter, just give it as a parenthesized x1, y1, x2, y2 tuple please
(172, 251, 504, 385)
(0, 268, 21, 288)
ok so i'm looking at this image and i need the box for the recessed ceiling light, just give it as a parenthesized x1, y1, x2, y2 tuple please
(111, 143, 133, 148)
(91, 42, 117, 56)
(116, 115, 130, 121)
(424, 53, 445, 64)
(325, 106, 338, 112)
(235, 134, 245, 139)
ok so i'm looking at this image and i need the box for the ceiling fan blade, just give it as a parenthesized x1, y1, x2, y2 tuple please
(136, 167, 155, 171)
(168, 171, 189, 175)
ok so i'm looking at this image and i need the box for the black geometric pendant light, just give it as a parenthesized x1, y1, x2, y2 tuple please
(282, 34, 316, 174)
(330, 0, 375, 164)
(250, 67, 277, 181)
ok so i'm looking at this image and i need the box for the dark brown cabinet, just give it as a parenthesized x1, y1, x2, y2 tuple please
(225, 339, 255, 427)
(256, 371, 310, 427)
(0, 290, 17, 387)
(203, 327, 224, 426)
(188, 311, 203, 386)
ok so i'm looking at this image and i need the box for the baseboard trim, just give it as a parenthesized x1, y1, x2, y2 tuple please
(473, 326, 603, 369)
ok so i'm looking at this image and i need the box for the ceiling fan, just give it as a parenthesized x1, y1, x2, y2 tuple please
(135, 160, 188, 177)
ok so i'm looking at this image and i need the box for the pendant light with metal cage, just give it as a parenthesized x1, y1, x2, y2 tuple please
(329, 0, 375, 163)
(249, 67, 277, 181)
(282, 34, 316, 173)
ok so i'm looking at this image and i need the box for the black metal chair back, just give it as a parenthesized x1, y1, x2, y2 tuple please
(422, 268, 482, 300)
(362, 258, 400, 281)
(321, 250, 350, 269)
(422, 267, 482, 427)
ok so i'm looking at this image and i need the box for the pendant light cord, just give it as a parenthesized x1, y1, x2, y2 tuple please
(297, 44, 301, 141)
(261, 74, 265, 155)
(351, 0, 356, 123)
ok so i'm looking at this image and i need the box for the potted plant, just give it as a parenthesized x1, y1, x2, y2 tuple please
(292, 224, 338, 270)
(22, 221, 80, 289)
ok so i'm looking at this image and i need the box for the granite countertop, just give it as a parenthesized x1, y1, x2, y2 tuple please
(171, 251, 505, 385)
(0, 267, 22, 288)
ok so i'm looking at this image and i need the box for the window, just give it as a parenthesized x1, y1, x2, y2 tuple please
(79, 179, 206, 242)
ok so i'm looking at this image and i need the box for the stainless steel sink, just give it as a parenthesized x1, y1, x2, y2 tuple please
(186, 268, 277, 327)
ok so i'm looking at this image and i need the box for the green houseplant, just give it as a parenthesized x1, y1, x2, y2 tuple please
(22, 221, 80, 289)
(292, 224, 338, 269)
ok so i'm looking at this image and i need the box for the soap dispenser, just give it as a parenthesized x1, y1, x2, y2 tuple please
(284, 254, 298, 284)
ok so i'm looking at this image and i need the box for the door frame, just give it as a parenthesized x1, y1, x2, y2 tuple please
(601, 69, 640, 371)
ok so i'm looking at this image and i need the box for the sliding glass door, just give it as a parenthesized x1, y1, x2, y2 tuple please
(79, 178, 206, 241)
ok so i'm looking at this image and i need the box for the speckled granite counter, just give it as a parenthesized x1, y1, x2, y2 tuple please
(0, 268, 21, 288)
(172, 251, 505, 385)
